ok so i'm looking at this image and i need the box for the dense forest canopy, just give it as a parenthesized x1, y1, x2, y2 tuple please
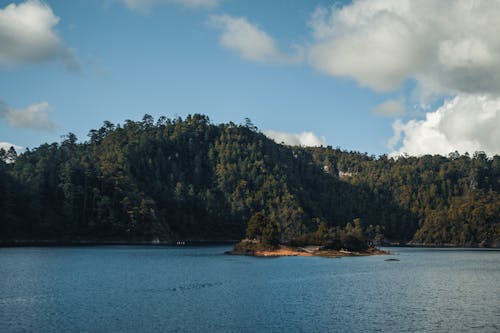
(1, 114, 499, 246)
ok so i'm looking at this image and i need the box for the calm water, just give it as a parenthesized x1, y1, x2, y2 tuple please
(1, 246, 499, 332)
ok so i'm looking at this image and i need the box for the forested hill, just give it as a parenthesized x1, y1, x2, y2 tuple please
(1, 114, 499, 246)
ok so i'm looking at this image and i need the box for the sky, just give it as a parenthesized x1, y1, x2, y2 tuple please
(1, 0, 500, 157)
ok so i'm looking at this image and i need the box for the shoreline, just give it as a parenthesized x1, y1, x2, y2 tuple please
(1, 240, 498, 249)
(0, 239, 239, 248)
(227, 244, 389, 258)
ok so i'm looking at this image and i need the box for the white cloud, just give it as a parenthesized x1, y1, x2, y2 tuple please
(306, 1, 500, 156)
(0, 100, 55, 131)
(0, 141, 22, 152)
(0, 141, 22, 162)
(308, 0, 500, 96)
(389, 95, 500, 156)
(265, 130, 326, 147)
(210, 15, 301, 64)
(0, 0, 78, 70)
(122, 0, 218, 12)
(372, 99, 405, 117)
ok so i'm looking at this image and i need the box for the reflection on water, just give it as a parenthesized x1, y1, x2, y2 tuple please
(0, 246, 499, 332)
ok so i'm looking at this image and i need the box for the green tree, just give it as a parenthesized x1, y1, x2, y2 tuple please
(246, 212, 267, 240)
(261, 219, 280, 246)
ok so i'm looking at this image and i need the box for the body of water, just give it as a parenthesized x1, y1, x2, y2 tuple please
(1, 246, 499, 332)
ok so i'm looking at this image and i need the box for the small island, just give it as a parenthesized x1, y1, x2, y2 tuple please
(227, 212, 389, 258)
(228, 240, 388, 258)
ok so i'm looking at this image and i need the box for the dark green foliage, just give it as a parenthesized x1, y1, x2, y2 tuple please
(291, 219, 369, 251)
(306, 147, 500, 246)
(0, 114, 499, 246)
(261, 220, 280, 246)
(246, 212, 267, 240)
(246, 212, 280, 246)
(316, 221, 329, 243)
(340, 235, 368, 251)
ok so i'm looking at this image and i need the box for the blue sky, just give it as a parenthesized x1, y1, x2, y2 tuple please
(1, 0, 499, 156)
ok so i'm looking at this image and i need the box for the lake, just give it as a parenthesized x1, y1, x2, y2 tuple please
(1, 246, 499, 332)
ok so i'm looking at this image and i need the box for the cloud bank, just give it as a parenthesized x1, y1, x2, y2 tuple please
(265, 130, 326, 147)
(389, 95, 500, 156)
(210, 15, 301, 64)
(305, 0, 500, 156)
(308, 0, 500, 96)
(0, 100, 55, 131)
(0, 0, 78, 70)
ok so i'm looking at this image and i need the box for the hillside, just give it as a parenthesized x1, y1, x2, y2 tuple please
(1, 114, 499, 246)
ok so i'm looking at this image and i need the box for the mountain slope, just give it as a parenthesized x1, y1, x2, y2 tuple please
(1, 114, 499, 246)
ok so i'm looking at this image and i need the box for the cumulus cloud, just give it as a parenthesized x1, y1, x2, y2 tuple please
(308, 0, 500, 96)
(372, 99, 405, 117)
(306, 0, 500, 156)
(0, 0, 78, 70)
(0, 141, 22, 152)
(265, 130, 326, 147)
(122, 0, 218, 12)
(210, 15, 301, 64)
(389, 95, 500, 156)
(0, 100, 55, 131)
